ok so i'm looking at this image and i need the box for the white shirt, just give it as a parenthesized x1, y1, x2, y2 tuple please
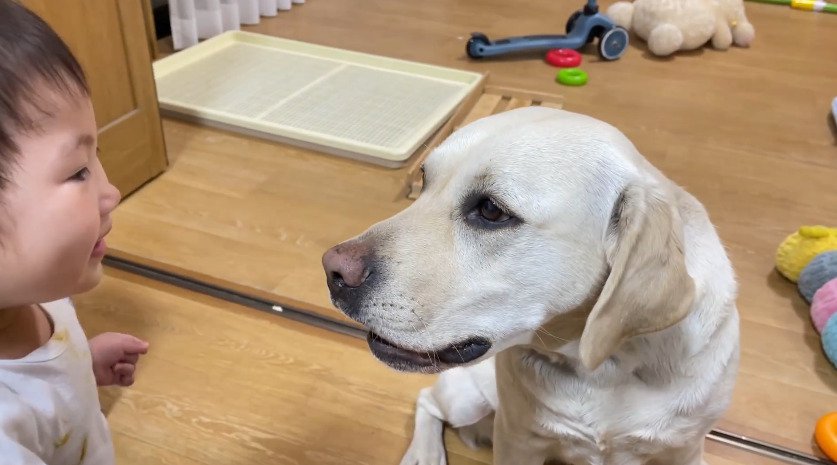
(0, 298, 114, 465)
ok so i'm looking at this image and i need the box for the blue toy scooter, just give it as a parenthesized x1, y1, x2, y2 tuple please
(466, 0, 629, 61)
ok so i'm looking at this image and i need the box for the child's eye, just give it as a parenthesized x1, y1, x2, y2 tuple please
(69, 167, 90, 182)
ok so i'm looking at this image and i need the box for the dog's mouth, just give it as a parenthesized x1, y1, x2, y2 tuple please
(366, 331, 491, 373)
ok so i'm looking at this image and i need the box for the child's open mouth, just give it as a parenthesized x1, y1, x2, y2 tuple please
(91, 237, 107, 257)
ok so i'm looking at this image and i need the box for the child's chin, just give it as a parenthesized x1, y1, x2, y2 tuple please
(76, 262, 104, 293)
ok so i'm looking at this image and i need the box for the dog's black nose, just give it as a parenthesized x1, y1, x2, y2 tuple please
(323, 241, 374, 320)
(323, 243, 371, 289)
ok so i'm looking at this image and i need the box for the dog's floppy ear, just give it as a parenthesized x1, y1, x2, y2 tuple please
(579, 181, 695, 370)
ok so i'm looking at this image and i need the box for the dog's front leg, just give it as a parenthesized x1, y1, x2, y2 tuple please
(400, 361, 496, 465)
(492, 407, 550, 465)
(399, 387, 448, 465)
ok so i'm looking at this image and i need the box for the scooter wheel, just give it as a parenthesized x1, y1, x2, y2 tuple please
(598, 27, 629, 61)
(467, 33, 490, 59)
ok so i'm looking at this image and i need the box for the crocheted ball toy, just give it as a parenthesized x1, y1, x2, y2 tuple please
(775, 226, 837, 282)
(799, 251, 837, 303)
(812, 278, 837, 333)
(823, 314, 837, 368)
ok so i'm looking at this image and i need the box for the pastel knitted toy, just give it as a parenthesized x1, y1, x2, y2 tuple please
(799, 251, 837, 303)
(812, 278, 837, 334)
(823, 314, 837, 368)
(775, 226, 837, 282)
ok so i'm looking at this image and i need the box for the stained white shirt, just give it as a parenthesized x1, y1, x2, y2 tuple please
(0, 298, 114, 465)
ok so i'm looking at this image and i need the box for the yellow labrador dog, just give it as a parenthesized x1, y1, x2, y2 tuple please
(323, 107, 739, 465)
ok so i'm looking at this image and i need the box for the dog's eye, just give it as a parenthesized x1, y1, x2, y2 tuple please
(463, 195, 519, 229)
(478, 198, 510, 223)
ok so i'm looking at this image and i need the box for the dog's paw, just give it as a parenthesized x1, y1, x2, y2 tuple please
(398, 441, 447, 465)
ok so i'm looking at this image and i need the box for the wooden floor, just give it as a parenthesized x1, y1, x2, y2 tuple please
(103, 0, 837, 460)
(78, 269, 791, 465)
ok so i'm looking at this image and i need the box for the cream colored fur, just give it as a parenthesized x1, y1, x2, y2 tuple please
(329, 107, 740, 465)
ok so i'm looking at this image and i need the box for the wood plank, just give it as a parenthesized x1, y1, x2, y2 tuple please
(457, 93, 504, 129)
(504, 97, 533, 112)
(404, 72, 488, 194)
(484, 85, 567, 105)
(539, 101, 564, 109)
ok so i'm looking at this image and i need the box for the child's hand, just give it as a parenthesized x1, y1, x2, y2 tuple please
(88, 333, 149, 387)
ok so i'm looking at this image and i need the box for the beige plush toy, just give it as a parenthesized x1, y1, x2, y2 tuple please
(606, 0, 755, 56)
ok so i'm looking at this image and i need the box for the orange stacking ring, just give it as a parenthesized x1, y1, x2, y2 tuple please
(815, 412, 837, 461)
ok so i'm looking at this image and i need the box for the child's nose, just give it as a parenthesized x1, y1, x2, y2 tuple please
(100, 180, 121, 215)
(92, 156, 121, 214)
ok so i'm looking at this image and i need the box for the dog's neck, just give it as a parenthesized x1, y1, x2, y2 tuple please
(520, 303, 691, 386)
(529, 306, 590, 354)
(527, 278, 603, 354)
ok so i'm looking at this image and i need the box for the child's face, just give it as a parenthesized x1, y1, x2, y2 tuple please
(0, 87, 121, 307)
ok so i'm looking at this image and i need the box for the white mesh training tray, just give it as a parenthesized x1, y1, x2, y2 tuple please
(152, 31, 484, 167)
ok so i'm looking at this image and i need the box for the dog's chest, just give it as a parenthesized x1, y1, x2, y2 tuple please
(497, 349, 701, 464)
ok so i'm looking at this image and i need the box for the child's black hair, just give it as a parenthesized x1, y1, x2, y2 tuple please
(0, 0, 89, 189)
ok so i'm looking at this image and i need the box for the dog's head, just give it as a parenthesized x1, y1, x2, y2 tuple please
(323, 107, 695, 373)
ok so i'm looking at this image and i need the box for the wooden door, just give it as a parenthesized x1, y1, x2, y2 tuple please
(21, 0, 168, 196)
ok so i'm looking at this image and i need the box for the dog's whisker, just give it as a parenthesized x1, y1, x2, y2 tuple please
(537, 327, 570, 344)
(411, 310, 439, 371)
(450, 342, 466, 363)
(533, 330, 548, 348)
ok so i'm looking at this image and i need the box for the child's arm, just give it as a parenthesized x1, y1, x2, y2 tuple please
(0, 388, 49, 464)
(88, 333, 149, 387)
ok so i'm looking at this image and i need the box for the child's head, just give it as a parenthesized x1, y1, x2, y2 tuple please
(0, 0, 121, 308)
